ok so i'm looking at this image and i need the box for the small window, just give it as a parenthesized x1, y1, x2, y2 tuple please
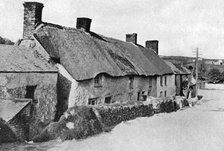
(164, 91, 167, 97)
(160, 76, 163, 86)
(25, 85, 37, 99)
(149, 78, 152, 86)
(94, 74, 102, 87)
(141, 91, 147, 101)
(137, 92, 141, 101)
(129, 76, 134, 89)
(105, 96, 112, 104)
(165, 76, 167, 86)
(88, 98, 98, 105)
(128, 92, 133, 100)
(148, 87, 152, 96)
(160, 91, 163, 97)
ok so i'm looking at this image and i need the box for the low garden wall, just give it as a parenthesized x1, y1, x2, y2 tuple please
(32, 96, 189, 142)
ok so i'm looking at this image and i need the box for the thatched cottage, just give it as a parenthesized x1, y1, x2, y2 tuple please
(19, 2, 175, 114)
(0, 44, 58, 140)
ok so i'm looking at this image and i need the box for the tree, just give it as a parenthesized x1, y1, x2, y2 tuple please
(220, 71, 224, 83)
(0, 36, 14, 45)
(207, 68, 221, 83)
(198, 60, 207, 81)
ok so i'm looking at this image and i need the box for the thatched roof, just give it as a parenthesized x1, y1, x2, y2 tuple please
(34, 22, 173, 80)
(0, 44, 57, 72)
(165, 61, 191, 75)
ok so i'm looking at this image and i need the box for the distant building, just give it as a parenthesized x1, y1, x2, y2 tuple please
(205, 59, 223, 65)
(165, 61, 191, 96)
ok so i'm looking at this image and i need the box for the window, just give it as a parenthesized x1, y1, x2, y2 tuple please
(148, 78, 152, 96)
(137, 92, 141, 101)
(160, 76, 163, 86)
(129, 76, 134, 89)
(148, 88, 152, 96)
(141, 91, 147, 101)
(105, 96, 112, 104)
(160, 91, 163, 97)
(88, 98, 98, 105)
(165, 76, 167, 86)
(94, 74, 102, 87)
(25, 85, 37, 99)
(149, 78, 152, 87)
(128, 92, 133, 100)
(164, 91, 167, 97)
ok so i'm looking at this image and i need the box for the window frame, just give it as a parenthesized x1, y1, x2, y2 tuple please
(160, 76, 163, 86)
(160, 91, 163, 97)
(148, 78, 152, 96)
(129, 76, 134, 89)
(88, 98, 98, 105)
(137, 92, 141, 101)
(165, 76, 167, 86)
(94, 74, 103, 87)
(105, 96, 112, 104)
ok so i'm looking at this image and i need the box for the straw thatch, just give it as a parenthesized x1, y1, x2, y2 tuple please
(0, 44, 57, 72)
(165, 61, 191, 75)
(34, 22, 173, 80)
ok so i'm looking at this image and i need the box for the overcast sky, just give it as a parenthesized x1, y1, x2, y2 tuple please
(0, 0, 224, 59)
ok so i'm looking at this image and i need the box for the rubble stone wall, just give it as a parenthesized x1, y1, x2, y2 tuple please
(0, 72, 58, 141)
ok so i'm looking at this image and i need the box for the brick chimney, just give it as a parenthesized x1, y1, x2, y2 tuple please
(145, 40, 159, 54)
(126, 33, 137, 44)
(76, 18, 92, 32)
(23, 2, 44, 39)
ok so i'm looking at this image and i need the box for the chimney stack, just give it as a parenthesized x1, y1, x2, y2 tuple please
(145, 40, 159, 54)
(23, 2, 44, 39)
(126, 33, 137, 44)
(76, 18, 92, 32)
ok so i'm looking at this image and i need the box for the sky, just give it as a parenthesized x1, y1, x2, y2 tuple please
(0, 0, 224, 59)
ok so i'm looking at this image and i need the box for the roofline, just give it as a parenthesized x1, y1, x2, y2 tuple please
(0, 71, 58, 73)
(174, 73, 191, 75)
(77, 72, 174, 81)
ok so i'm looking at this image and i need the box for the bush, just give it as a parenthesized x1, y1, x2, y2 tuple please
(207, 68, 221, 83)
(33, 106, 102, 142)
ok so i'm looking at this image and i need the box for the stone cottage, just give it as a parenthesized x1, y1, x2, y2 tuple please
(0, 44, 58, 140)
(19, 2, 175, 116)
(165, 61, 191, 96)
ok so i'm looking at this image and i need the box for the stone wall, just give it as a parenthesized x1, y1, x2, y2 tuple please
(0, 118, 17, 143)
(94, 103, 154, 128)
(55, 73, 72, 121)
(8, 104, 31, 141)
(0, 72, 58, 141)
(32, 96, 189, 142)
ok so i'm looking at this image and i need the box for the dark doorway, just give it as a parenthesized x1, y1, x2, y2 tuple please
(25, 85, 37, 99)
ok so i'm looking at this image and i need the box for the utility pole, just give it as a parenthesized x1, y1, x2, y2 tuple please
(195, 48, 199, 98)
(187, 48, 201, 99)
(192, 47, 201, 98)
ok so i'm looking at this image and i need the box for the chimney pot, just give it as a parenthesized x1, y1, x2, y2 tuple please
(23, 2, 44, 39)
(126, 33, 137, 44)
(76, 18, 92, 32)
(145, 40, 159, 54)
